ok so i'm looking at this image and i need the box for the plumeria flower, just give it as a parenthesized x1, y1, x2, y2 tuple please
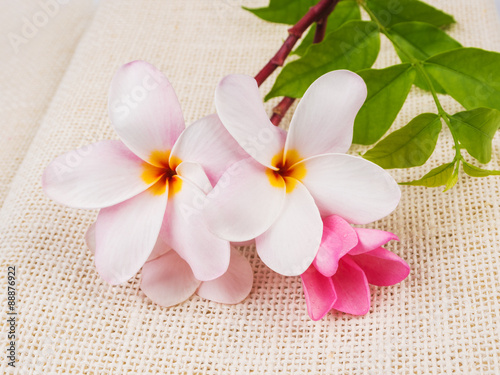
(43, 61, 245, 285)
(85, 224, 253, 306)
(204, 71, 401, 276)
(301, 215, 410, 320)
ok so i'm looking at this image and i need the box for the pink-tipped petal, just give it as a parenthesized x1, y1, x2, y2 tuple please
(301, 265, 337, 321)
(331, 256, 371, 315)
(140, 250, 201, 307)
(85, 222, 96, 255)
(298, 153, 401, 225)
(350, 247, 410, 286)
(147, 237, 172, 262)
(162, 178, 230, 281)
(176, 161, 212, 194)
(285, 70, 367, 161)
(86, 221, 171, 262)
(42, 140, 154, 209)
(171, 114, 247, 185)
(313, 215, 358, 277)
(196, 247, 253, 304)
(255, 179, 322, 276)
(94, 186, 168, 285)
(204, 158, 286, 242)
(108, 61, 184, 164)
(349, 228, 399, 255)
(215, 75, 286, 169)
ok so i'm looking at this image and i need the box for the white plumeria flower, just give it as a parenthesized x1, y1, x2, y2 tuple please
(204, 71, 401, 276)
(43, 61, 246, 285)
(85, 223, 253, 306)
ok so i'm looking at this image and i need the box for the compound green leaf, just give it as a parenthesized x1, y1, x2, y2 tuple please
(449, 107, 500, 164)
(400, 162, 456, 188)
(353, 64, 416, 145)
(462, 161, 500, 177)
(388, 21, 461, 93)
(363, 113, 441, 168)
(443, 163, 459, 191)
(365, 0, 455, 28)
(424, 48, 500, 111)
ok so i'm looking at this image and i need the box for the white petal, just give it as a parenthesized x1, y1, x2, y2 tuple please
(255, 179, 323, 276)
(171, 114, 247, 185)
(215, 75, 286, 169)
(141, 250, 200, 307)
(298, 154, 401, 224)
(43, 141, 153, 209)
(87, 221, 171, 262)
(161, 177, 230, 281)
(204, 158, 286, 242)
(176, 161, 212, 194)
(147, 237, 172, 262)
(196, 247, 253, 304)
(285, 71, 367, 163)
(95, 186, 168, 284)
(108, 61, 184, 164)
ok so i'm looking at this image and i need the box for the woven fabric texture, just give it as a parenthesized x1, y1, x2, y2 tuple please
(0, 0, 95, 208)
(1, 0, 499, 373)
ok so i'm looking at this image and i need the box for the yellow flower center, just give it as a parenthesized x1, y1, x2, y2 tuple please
(141, 150, 183, 198)
(266, 149, 307, 193)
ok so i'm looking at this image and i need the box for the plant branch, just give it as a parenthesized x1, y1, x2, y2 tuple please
(270, 97, 296, 125)
(313, 4, 334, 43)
(254, 0, 339, 87)
(269, 5, 336, 126)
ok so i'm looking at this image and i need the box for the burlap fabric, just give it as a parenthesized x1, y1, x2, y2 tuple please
(1, 0, 499, 373)
(0, 0, 95, 208)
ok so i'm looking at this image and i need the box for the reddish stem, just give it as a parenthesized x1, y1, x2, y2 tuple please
(270, 97, 296, 125)
(254, 0, 338, 87)
(313, 12, 330, 43)
(269, 6, 335, 126)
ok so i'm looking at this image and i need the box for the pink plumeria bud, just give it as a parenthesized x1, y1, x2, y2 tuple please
(301, 215, 410, 321)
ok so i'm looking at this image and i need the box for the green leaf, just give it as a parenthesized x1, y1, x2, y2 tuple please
(353, 64, 416, 145)
(449, 108, 500, 164)
(265, 21, 380, 100)
(364, 0, 455, 28)
(363, 113, 441, 168)
(387, 21, 462, 93)
(444, 163, 459, 191)
(462, 161, 500, 177)
(400, 162, 456, 188)
(243, 0, 319, 25)
(424, 48, 500, 111)
(293, 1, 361, 56)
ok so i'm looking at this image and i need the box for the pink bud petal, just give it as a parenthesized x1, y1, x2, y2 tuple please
(350, 247, 410, 286)
(301, 265, 337, 321)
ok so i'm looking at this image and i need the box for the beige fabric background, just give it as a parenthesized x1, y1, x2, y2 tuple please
(0, 0, 96, 208)
(1, 0, 499, 373)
